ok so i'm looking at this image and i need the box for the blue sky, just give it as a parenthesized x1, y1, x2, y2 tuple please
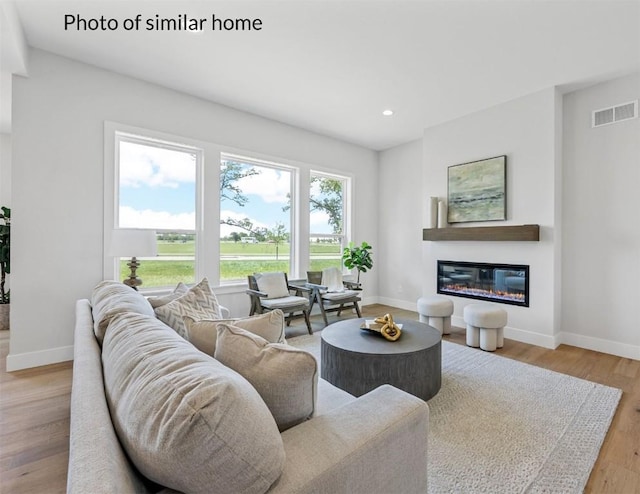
(118, 142, 332, 234)
(219, 163, 291, 236)
(118, 141, 197, 230)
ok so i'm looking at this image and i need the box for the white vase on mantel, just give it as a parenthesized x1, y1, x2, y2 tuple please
(429, 197, 438, 229)
(437, 200, 448, 228)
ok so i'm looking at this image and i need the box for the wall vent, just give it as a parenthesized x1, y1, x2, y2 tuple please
(592, 100, 638, 128)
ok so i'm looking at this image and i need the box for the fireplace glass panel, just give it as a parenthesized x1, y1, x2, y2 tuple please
(437, 260, 529, 307)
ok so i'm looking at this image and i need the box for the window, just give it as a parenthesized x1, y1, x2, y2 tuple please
(309, 172, 349, 272)
(219, 155, 293, 282)
(116, 133, 200, 288)
(107, 124, 353, 291)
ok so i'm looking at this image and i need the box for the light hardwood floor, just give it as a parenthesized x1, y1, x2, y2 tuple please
(0, 330, 72, 494)
(1, 304, 638, 493)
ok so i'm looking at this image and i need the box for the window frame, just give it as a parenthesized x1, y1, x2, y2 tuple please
(219, 152, 297, 284)
(104, 123, 205, 290)
(117, 134, 202, 289)
(104, 122, 354, 292)
(309, 170, 352, 274)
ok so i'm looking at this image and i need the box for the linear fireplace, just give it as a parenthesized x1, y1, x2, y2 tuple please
(437, 260, 529, 307)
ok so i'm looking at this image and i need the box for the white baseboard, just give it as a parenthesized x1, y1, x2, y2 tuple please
(557, 331, 640, 360)
(503, 327, 557, 349)
(6, 302, 635, 372)
(451, 316, 557, 349)
(366, 301, 640, 360)
(6, 345, 74, 372)
(374, 299, 557, 348)
(374, 296, 416, 312)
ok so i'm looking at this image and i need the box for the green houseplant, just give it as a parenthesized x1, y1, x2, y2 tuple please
(342, 241, 373, 286)
(0, 207, 10, 330)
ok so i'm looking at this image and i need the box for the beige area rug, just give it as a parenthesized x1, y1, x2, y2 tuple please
(288, 333, 621, 494)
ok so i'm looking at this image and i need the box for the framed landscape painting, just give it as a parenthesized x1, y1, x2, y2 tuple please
(447, 155, 506, 223)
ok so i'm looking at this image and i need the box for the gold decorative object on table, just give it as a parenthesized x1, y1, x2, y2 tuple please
(361, 313, 402, 341)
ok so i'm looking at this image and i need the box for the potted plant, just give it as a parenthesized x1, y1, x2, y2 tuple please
(0, 206, 9, 330)
(342, 241, 373, 287)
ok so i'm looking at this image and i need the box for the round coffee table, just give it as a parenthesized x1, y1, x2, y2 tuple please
(321, 318, 441, 401)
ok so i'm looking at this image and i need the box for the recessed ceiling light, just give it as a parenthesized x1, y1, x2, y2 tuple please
(382, 109, 394, 116)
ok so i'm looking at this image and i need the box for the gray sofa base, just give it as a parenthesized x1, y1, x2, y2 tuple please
(68, 299, 429, 494)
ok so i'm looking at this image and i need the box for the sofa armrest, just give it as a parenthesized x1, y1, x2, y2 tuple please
(68, 300, 153, 494)
(268, 385, 428, 494)
(219, 305, 231, 318)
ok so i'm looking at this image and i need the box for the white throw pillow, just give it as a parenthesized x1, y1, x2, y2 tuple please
(147, 282, 189, 308)
(214, 323, 317, 431)
(154, 278, 221, 338)
(183, 310, 286, 356)
(255, 272, 290, 299)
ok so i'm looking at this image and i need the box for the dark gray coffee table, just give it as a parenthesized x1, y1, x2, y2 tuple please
(321, 318, 441, 401)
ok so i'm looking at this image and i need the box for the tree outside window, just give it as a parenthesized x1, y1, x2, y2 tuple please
(309, 173, 348, 272)
(112, 129, 353, 288)
(219, 157, 292, 282)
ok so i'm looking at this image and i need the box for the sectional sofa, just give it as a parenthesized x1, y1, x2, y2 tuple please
(67, 280, 429, 493)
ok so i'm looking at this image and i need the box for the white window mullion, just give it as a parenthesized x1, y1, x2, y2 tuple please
(343, 175, 353, 265)
(201, 144, 223, 285)
(193, 147, 205, 284)
(295, 167, 310, 278)
(104, 122, 119, 280)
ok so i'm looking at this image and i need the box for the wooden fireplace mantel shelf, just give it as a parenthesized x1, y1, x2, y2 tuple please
(422, 224, 540, 242)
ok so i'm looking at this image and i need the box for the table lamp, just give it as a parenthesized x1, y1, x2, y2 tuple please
(108, 229, 158, 290)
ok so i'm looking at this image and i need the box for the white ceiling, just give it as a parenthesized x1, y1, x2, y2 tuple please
(7, 0, 640, 150)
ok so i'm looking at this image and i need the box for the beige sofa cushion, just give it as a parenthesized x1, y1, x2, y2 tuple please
(102, 312, 285, 494)
(154, 278, 222, 338)
(147, 282, 188, 308)
(215, 323, 317, 432)
(90, 280, 155, 345)
(183, 310, 286, 356)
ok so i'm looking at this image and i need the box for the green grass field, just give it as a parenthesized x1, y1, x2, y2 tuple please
(156, 241, 341, 257)
(123, 241, 342, 287)
(157, 242, 195, 256)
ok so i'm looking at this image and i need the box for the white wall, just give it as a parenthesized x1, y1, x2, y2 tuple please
(1, 1, 29, 133)
(377, 139, 423, 309)
(561, 73, 640, 359)
(0, 133, 10, 206)
(8, 49, 378, 370)
(0, 132, 9, 296)
(421, 88, 562, 348)
(1, 72, 13, 135)
(378, 78, 639, 359)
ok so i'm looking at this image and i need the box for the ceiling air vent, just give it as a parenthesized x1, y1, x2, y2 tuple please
(592, 100, 638, 128)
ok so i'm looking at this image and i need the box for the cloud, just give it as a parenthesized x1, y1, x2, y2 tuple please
(237, 167, 290, 204)
(119, 206, 195, 230)
(310, 210, 331, 229)
(120, 141, 196, 189)
(310, 180, 323, 197)
(219, 209, 269, 238)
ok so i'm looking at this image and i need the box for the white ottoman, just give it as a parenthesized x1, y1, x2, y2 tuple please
(463, 304, 507, 352)
(417, 296, 454, 335)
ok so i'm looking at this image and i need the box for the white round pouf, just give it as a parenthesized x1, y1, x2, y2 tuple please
(417, 296, 454, 335)
(463, 304, 507, 352)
